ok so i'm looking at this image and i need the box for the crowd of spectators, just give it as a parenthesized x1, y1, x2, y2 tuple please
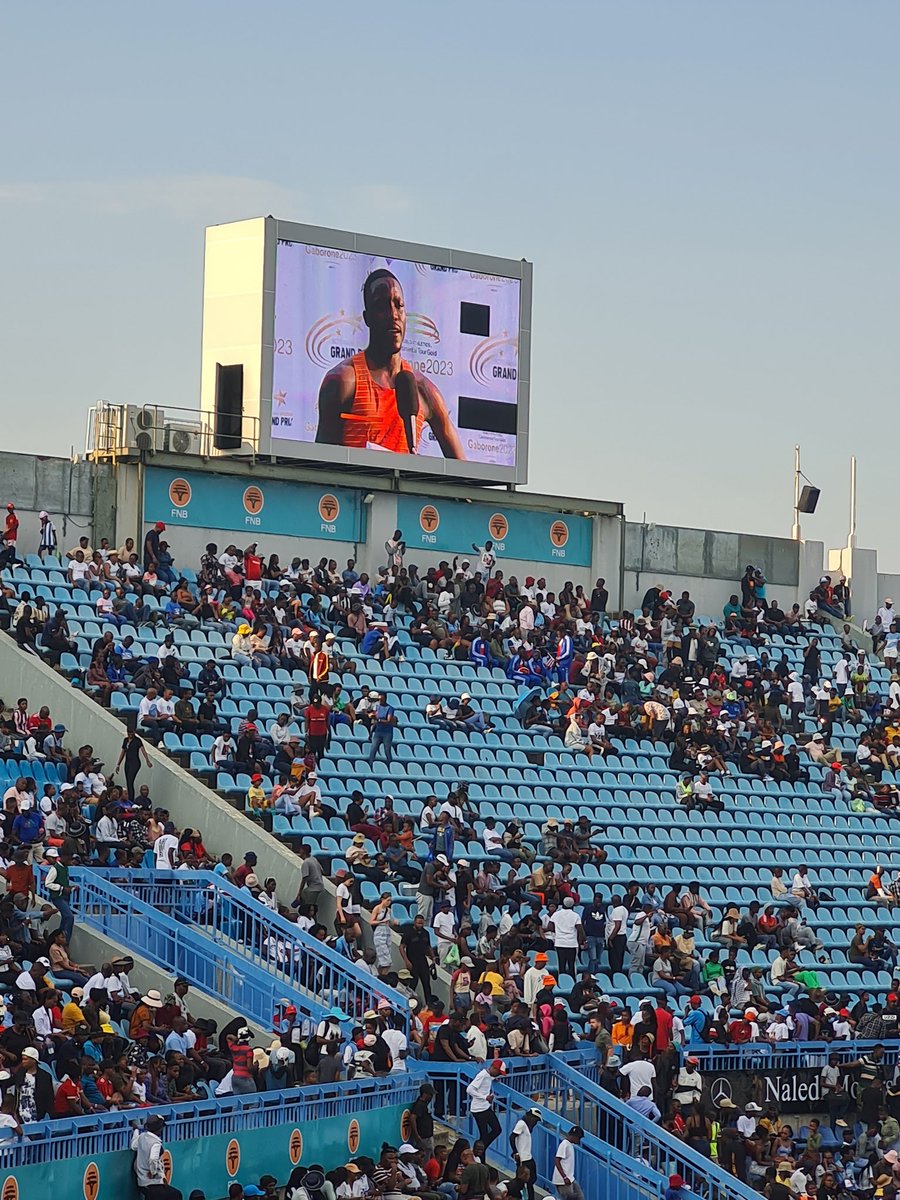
(10, 516, 900, 1199)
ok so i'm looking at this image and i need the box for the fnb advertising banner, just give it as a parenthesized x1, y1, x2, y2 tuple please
(271, 238, 523, 470)
(143, 469, 362, 544)
(396, 495, 592, 568)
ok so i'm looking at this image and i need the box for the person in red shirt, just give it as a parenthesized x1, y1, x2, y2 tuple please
(1, 504, 18, 567)
(229, 1026, 256, 1095)
(54, 1063, 89, 1116)
(304, 697, 331, 762)
(654, 999, 674, 1052)
(233, 852, 258, 888)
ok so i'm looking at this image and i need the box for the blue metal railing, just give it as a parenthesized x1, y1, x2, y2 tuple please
(60, 868, 343, 1028)
(0, 1073, 418, 1168)
(475, 1052, 758, 1200)
(684, 1039, 899, 1072)
(87, 868, 410, 1031)
(410, 1060, 659, 1200)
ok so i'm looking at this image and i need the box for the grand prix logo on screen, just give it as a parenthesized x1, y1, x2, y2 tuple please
(470, 334, 518, 386)
(305, 312, 366, 368)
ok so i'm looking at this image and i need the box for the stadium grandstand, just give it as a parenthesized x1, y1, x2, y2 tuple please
(1, 436, 900, 1200)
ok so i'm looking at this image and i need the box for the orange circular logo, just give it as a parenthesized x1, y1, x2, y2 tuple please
(83, 1162, 100, 1200)
(1, 1179, 18, 1200)
(161, 1150, 172, 1184)
(226, 1138, 241, 1176)
(289, 1128, 304, 1165)
(318, 493, 340, 523)
(348, 1118, 361, 1154)
(488, 513, 508, 541)
(400, 1109, 412, 1141)
(242, 486, 264, 515)
(168, 477, 192, 508)
(419, 505, 440, 533)
(550, 520, 569, 548)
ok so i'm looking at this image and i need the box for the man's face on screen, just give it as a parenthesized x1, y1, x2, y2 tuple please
(366, 276, 406, 353)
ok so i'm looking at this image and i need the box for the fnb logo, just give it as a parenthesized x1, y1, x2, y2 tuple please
(226, 1139, 241, 1176)
(419, 505, 440, 533)
(1, 1177, 18, 1200)
(289, 1129, 304, 1165)
(168, 478, 192, 508)
(489, 513, 508, 541)
(347, 1119, 360, 1154)
(550, 520, 569, 547)
(319, 494, 340, 523)
(242, 486, 264, 515)
(83, 1162, 100, 1200)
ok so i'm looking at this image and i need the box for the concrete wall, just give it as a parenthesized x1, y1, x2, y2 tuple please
(623, 521, 823, 617)
(0, 453, 101, 557)
(0, 635, 313, 910)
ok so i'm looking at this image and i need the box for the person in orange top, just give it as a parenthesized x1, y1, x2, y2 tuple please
(611, 1007, 634, 1052)
(315, 270, 465, 458)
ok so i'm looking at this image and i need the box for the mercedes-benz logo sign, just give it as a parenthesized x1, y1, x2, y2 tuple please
(710, 1077, 733, 1107)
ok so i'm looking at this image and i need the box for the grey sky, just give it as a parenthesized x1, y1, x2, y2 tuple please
(2, 2, 898, 560)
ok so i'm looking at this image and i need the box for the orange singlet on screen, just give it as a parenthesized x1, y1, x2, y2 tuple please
(340, 352, 425, 452)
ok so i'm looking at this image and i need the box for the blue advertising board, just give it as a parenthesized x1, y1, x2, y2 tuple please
(0, 1100, 410, 1199)
(396, 495, 592, 567)
(143, 468, 362, 544)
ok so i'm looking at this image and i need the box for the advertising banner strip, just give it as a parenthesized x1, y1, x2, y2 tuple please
(396, 495, 592, 568)
(143, 468, 362, 543)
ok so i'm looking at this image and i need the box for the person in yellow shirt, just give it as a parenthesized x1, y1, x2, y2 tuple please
(61, 987, 86, 1034)
(246, 773, 270, 811)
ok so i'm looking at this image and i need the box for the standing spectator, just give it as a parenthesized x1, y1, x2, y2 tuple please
(38, 511, 58, 561)
(304, 695, 331, 763)
(552, 1125, 585, 1200)
(143, 521, 166, 571)
(550, 897, 585, 980)
(605, 894, 629, 974)
(115, 727, 152, 802)
(368, 693, 397, 766)
(511, 1108, 541, 1200)
(131, 1114, 183, 1200)
(1, 504, 19, 567)
(465, 1059, 507, 1149)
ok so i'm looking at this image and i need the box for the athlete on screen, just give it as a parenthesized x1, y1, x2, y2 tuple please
(315, 269, 465, 458)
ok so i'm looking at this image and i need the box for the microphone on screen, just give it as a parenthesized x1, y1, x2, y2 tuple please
(395, 369, 419, 454)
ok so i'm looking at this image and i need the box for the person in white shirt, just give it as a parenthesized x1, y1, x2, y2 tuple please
(381, 1019, 408, 1073)
(472, 541, 497, 579)
(68, 551, 91, 590)
(212, 733, 235, 765)
(620, 1055, 656, 1096)
(432, 902, 457, 965)
(511, 1108, 541, 1190)
(154, 823, 179, 869)
(466, 1060, 506, 1149)
(131, 1116, 172, 1192)
(787, 673, 805, 730)
(550, 898, 584, 979)
(737, 1102, 763, 1135)
(605, 896, 629, 974)
(552, 1126, 585, 1200)
(74, 770, 105, 798)
(626, 903, 655, 974)
(879, 600, 896, 631)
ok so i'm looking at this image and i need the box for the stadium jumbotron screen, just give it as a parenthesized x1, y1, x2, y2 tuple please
(268, 226, 531, 483)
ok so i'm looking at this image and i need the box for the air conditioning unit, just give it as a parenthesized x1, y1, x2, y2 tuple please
(163, 421, 203, 456)
(124, 405, 163, 453)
